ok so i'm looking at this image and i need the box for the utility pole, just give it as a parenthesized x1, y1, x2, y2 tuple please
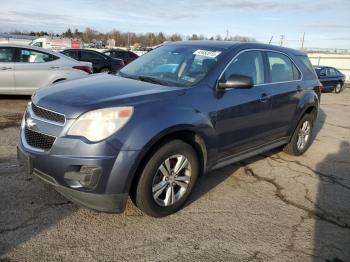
(301, 32, 305, 50)
(127, 33, 130, 50)
(226, 29, 229, 40)
(269, 36, 273, 44)
(280, 35, 284, 46)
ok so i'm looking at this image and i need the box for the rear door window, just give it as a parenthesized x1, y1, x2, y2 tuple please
(81, 51, 105, 60)
(267, 52, 301, 82)
(222, 50, 265, 85)
(327, 68, 337, 76)
(18, 49, 58, 63)
(0, 47, 15, 62)
(65, 50, 80, 60)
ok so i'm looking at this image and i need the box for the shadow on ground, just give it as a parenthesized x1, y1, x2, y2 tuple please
(314, 141, 350, 262)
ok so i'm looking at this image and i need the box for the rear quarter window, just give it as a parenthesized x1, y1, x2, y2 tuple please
(298, 55, 318, 80)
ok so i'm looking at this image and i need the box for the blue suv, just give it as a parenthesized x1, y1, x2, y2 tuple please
(18, 41, 321, 217)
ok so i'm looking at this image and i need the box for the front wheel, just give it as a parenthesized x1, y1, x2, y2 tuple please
(134, 140, 199, 217)
(284, 114, 314, 156)
(335, 83, 342, 93)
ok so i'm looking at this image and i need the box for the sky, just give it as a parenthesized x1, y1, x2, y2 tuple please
(1, 0, 350, 49)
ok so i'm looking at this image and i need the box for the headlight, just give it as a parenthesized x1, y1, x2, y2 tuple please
(68, 107, 133, 142)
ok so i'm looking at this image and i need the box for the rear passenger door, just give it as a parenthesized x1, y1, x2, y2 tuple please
(327, 68, 339, 88)
(266, 51, 302, 140)
(14, 48, 60, 93)
(80, 51, 106, 72)
(319, 68, 332, 89)
(0, 47, 15, 93)
(215, 50, 273, 158)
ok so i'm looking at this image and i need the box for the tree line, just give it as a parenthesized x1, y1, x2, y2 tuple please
(6, 28, 256, 47)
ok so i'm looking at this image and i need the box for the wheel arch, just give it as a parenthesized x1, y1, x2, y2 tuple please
(52, 78, 67, 84)
(128, 128, 208, 198)
(288, 103, 318, 142)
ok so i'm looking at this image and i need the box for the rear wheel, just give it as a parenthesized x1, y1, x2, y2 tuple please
(284, 114, 314, 156)
(99, 68, 111, 73)
(335, 83, 342, 93)
(134, 140, 199, 217)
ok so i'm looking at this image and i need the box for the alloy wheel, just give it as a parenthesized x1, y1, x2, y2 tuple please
(335, 83, 341, 93)
(152, 154, 192, 207)
(297, 120, 311, 151)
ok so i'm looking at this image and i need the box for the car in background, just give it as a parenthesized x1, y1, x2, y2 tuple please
(61, 49, 124, 74)
(30, 37, 82, 51)
(313, 66, 346, 93)
(102, 49, 138, 65)
(0, 44, 92, 95)
(18, 41, 321, 217)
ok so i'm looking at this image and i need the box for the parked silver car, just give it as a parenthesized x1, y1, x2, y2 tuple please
(0, 44, 93, 95)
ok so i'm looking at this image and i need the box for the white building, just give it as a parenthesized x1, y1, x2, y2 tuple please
(0, 34, 36, 45)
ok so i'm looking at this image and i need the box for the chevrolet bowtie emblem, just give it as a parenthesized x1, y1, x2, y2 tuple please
(26, 117, 36, 129)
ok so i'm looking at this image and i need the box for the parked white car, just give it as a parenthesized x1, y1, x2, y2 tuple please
(0, 44, 93, 95)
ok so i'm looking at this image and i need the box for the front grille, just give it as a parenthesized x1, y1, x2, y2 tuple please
(31, 103, 65, 124)
(24, 127, 56, 150)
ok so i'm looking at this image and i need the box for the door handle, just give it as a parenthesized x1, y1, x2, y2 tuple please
(297, 85, 302, 92)
(1, 67, 12, 70)
(260, 93, 270, 103)
(50, 66, 59, 69)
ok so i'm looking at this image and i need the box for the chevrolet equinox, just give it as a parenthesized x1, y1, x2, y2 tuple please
(18, 41, 321, 217)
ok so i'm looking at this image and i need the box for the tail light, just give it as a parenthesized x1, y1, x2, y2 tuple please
(319, 83, 324, 93)
(73, 66, 93, 74)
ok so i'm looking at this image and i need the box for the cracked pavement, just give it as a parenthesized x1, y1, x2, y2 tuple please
(0, 89, 350, 262)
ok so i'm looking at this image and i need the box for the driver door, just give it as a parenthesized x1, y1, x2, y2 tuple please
(215, 50, 273, 159)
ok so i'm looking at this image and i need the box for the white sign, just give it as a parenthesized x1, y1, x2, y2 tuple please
(193, 49, 221, 58)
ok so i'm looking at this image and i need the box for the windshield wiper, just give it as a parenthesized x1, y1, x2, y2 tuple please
(137, 75, 168, 86)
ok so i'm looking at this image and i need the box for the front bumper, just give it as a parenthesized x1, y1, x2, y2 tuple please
(18, 103, 142, 213)
(17, 145, 129, 213)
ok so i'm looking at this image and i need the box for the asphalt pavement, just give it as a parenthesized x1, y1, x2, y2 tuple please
(0, 89, 349, 262)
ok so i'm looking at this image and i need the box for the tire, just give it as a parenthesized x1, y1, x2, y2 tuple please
(134, 140, 199, 217)
(283, 114, 314, 156)
(335, 83, 342, 93)
(99, 68, 111, 73)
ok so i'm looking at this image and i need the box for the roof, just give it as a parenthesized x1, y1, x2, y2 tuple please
(166, 40, 306, 56)
(0, 43, 70, 59)
(313, 65, 328, 69)
(0, 33, 36, 40)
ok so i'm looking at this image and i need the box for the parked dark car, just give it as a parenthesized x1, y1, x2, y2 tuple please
(135, 47, 153, 52)
(313, 66, 346, 93)
(61, 49, 124, 74)
(102, 49, 138, 65)
(18, 41, 321, 217)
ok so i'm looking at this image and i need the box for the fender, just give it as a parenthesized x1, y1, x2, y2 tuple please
(120, 105, 215, 151)
(288, 90, 319, 137)
(106, 106, 216, 194)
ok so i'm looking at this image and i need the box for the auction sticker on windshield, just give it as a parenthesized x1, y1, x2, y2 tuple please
(193, 50, 221, 58)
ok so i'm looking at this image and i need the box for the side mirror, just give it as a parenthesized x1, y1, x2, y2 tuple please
(319, 72, 326, 77)
(218, 74, 253, 89)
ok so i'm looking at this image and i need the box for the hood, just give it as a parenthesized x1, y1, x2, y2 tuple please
(32, 74, 184, 118)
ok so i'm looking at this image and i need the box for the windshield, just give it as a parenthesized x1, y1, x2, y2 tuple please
(118, 45, 225, 87)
